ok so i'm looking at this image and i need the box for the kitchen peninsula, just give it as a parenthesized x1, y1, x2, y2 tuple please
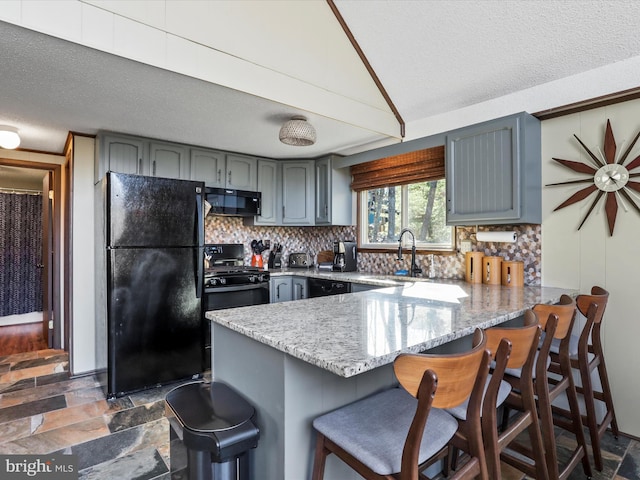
(206, 277, 575, 480)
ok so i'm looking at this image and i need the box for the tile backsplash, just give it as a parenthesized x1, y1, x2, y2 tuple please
(205, 216, 541, 285)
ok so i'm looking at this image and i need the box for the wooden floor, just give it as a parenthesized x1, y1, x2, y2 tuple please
(0, 322, 48, 356)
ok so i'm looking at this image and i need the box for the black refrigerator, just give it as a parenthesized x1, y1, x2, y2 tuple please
(95, 172, 205, 398)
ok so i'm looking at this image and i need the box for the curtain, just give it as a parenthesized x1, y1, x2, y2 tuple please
(0, 192, 43, 316)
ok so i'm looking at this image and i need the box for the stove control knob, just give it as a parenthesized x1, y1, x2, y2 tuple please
(219, 277, 227, 285)
(257, 274, 265, 282)
(248, 275, 256, 283)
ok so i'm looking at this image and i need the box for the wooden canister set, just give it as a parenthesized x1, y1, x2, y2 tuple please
(465, 252, 523, 286)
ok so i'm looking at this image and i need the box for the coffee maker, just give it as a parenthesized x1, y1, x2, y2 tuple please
(332, 240, 357, 272)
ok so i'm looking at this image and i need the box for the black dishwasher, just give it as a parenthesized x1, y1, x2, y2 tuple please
(308, 278, 351, 297)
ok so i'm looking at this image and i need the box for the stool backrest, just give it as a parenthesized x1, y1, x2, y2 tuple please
(576, 286, 608, 324)
(485, 315, 541, 370)
(394, 329, 489, 409)
(533, 294, 576, 340)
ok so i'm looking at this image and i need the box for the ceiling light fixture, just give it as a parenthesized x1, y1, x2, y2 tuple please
(279, 116, 316, 146)
(0, 126, 21, 149)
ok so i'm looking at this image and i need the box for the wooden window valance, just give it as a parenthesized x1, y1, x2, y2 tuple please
(350, 145, 445, 191)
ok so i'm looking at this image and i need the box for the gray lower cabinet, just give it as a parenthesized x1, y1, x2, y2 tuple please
(95, 133, 146, 183)
(282, 161, 315, 225)
(149, 142, 188, 180)
(270, 276, 308, 303)
(270, 277, 292, 303)
(445, 112, 541, 225)
(292, 277, 308, 300)
(315, 155, 352, 226)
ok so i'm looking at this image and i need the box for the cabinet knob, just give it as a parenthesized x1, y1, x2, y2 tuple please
(217, 169, 221, 184)
(228, 171, 232, 185)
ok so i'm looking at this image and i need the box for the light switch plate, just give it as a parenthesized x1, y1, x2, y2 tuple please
(460, 239, 472, 254)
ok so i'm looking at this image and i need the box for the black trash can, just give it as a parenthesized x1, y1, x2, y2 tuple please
(165, 381, 260, 480)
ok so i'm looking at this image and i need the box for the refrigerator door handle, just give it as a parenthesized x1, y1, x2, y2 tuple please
(195, 186, 204, 299)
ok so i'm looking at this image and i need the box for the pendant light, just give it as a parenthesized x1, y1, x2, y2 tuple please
(279, 116, 316, 146)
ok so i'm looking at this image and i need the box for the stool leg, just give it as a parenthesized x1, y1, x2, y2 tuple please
(597, 357, 620, 437)
(563, 359, 593, 479)
(312, 433, 329, 480)
(579, 357, 604, 471)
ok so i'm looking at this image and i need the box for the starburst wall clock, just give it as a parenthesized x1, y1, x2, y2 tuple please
(547, 119, 640, 236)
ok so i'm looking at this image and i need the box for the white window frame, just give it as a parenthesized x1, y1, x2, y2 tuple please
(358, 181, 455, 252)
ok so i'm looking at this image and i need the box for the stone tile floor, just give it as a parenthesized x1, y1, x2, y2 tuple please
(0, 349, 638, 479)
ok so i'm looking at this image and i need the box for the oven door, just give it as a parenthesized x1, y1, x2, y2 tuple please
(202, 283, 269, 369)
(204, 283, 269, 310)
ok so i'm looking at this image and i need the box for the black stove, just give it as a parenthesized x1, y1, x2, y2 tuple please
(204, 244, 270, 289)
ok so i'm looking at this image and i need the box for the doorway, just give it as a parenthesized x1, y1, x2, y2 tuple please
(0, 159, 62, 355)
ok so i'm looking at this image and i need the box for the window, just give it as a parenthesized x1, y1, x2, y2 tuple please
(360, 180, 453, 250)
(351, 146, 454, 251)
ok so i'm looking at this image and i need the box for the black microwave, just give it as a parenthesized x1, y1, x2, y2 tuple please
(205, 187, 261, 217)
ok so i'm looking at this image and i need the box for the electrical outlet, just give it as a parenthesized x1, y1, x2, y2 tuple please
(264, 240, 271, 249)
(460, 239, 472, 254)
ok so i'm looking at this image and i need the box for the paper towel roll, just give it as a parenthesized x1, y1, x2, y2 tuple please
(476, 231, 517, 243)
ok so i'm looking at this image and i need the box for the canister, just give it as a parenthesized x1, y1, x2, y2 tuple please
(482, 256, 502, 285)
(501, 261, 524, 287)
(465, 252, 484, 284)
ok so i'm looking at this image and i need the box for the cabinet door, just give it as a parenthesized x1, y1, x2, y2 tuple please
(254, 159, 278, 225)
(149, 142, 188, 180)
(270, 277, 292, 303)
(98, 134, 146, 182)
(190, 148, 224, 187)
(292, 277, 308, 300)
(315, 157, 330, 224)
(226, 154, 257, 190)
(446, 116, 520, 224)
(282, 161, 314, 225)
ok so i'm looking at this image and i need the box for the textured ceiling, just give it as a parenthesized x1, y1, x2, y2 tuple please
(2, 0, 640, 167)
(334, 0, 640, 123)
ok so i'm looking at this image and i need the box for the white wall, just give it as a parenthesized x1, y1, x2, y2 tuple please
(541, 99, 640, 437)
(70, 136, 95, 374)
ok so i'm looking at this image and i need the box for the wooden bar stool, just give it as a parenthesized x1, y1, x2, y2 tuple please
(446, 337, 512, 478)
(550, 286, 619, 472)
(502, 295, 592, 480)
(480, 312, 549, 480)
(311, 329, 492, 480)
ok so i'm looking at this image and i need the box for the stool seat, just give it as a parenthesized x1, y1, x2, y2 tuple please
(314, 388, 459, 475)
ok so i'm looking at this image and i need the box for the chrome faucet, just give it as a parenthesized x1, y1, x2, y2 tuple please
(397, 228, 422, 277)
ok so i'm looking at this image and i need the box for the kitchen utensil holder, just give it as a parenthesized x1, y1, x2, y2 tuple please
(483, 256, 502, 285)
(465, 252, 484, 284)
(502, 261, 524, 287)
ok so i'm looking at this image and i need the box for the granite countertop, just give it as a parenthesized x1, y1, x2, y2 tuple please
(206, 276, 576, 378)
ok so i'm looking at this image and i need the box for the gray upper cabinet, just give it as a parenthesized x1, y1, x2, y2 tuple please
(95, 133, 146, 183)
(190, 148, 225, 187)
(445, 112, 541, 225)
(149, 142, 188, 180)
(225, 154, 257, 191)
(282, 161, 315, 225)
(252, 159, 279, 225)
(315, 155, 352, 225)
